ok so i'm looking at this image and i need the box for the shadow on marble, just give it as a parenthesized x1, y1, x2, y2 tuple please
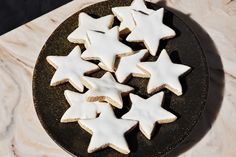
(150, 1, 225, 156)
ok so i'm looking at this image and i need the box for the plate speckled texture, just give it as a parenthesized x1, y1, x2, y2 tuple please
(33, 0, 209, 157)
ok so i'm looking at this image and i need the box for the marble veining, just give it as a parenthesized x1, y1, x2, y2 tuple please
(0, 0, 235, 156)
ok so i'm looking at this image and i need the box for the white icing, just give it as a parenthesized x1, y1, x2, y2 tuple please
(126, 8, 176, 56)
(137, 49, 191, 95)
(98, 62, 116, 72)
(81, 26, 133, 72)
(112, 0, 154, 32)
(81, 72, 133, 109)
(115, 49, 149, 83)
(122, 92, 177, 139)
(46, 46, 99, 92)
(67, 12, 114, 47)
(78, 104, 137, 154)
(61, 90, 108, 122)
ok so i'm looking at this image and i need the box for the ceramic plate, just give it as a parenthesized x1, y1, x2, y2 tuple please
(33, 0, 209, 157)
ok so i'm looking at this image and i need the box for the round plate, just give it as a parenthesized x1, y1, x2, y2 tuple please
(33, 0, 209, 157)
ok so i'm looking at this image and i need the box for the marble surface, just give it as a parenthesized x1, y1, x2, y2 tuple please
(0, 0, 235, 156)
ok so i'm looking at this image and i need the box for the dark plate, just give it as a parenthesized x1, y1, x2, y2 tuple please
(33, 0, 209, 157)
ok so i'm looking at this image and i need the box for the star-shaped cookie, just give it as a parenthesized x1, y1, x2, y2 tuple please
(78, 104, 137, 154)
(112, 0, 154, 33)
(67, 12, 114, 47)
(61, 90, 107, 122)
(81, 72, 134, 109)
(138, 49, 191, 95)
(115, 49, 149, 83)
(126, 8, 176, 56)
(81, 26, 133, 72)
(46, 46, 99, 92)
(122, 92, 177, 139)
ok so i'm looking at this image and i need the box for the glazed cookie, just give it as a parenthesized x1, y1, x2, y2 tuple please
(98, 49, 148, 75)
(115, 49, 149, 83)
(67, 12, 114, 47)
(81, 26, 133, 72)
(78, 104, 137, 154)
(81, 72, 134, 109)
(138, 49, 191, 95)
(126, 9, 176, 56)
(46, 46, 99, 92)
(61, 90, 108, 122)
(122, 92, 177, 139)
(112, 0, 154, 33)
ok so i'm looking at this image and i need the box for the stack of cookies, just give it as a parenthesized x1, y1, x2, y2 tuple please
(46, 0, 191, 154)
